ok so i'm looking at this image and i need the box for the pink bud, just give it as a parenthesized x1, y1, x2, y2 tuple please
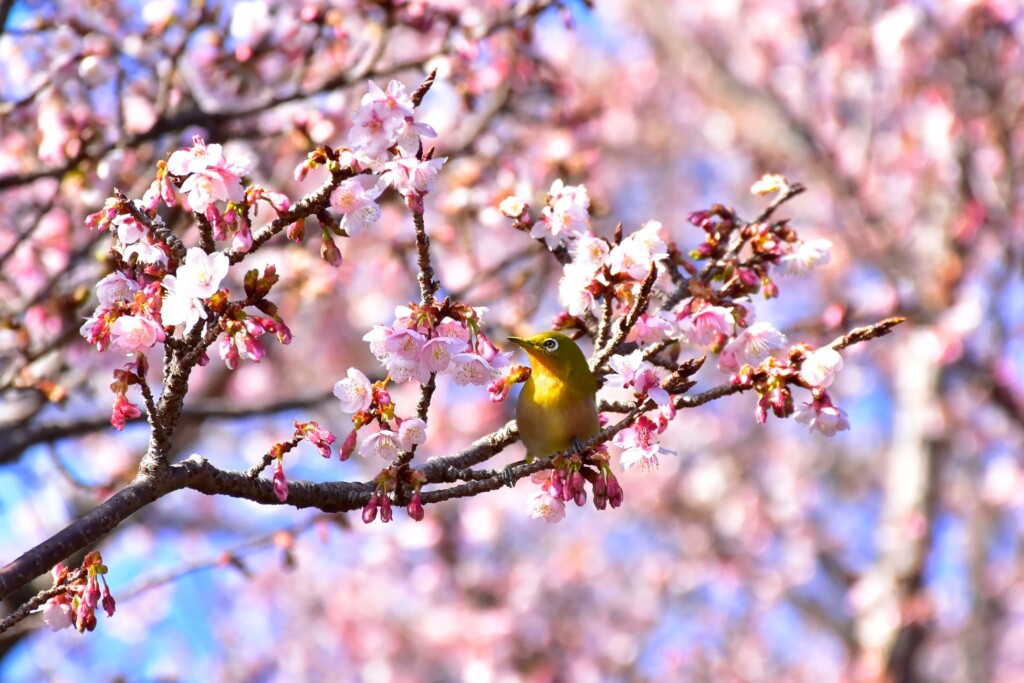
(272, 459, 289, 502)
(110, 392, 142, 431)
(549, 470, 564, 499)
(76, 600, 94, 632)
(756, 395, 770, 425)
(340, 429, 358, 461)
(570, 471, 585, 495)
(737, 268, 760, 288)
(693, 210, 715, 228)
(592, 475, 607, 510)
(101, 583, 116, 617)
(606, 474, 623, 508)
(362, 494, 378, 524)
(476, 331, 500, 363)
(407, 490, 424, 521)
(574, 487, 587, 507)
(239, 332, 265, 363)
(551, 311, 576, 330)
(762, 278, 779, 298)
(380, 495, 393, 523)
(219, 335, 240, 369)
(321, 231, 342, 267)
(231, 224, 253, 253)
(372, 384, 392, 406)
(287, 220, 305, 242)
(84, 577, 101, 609)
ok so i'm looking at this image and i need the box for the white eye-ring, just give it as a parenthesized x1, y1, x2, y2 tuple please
(542, 338, 559, 351)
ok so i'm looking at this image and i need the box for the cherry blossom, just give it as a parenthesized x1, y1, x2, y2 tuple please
(333, 368, 373, 413)
(800, 346, 844, 388)
(794, 395, 851, 436)
(161, 248, 230, 332)
(329, 178, 384, 237)
(95, 271, 140, 307)
(167, 137, 251, 215)
(109, 315, 164, 354)
(604, 350, 670, 405)
(398, 417, 427, 450)
(532, 179, 590, 247)
(718, 321, 788, 371)
(679, 304, 735, 346)
(612, 415, 675, 471)
(777, 238, 833, 276)
(359, 428, 402, 461)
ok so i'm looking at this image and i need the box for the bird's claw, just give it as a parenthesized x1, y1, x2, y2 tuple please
(571, 437, 586, 456)
(501, 465, 516, 488)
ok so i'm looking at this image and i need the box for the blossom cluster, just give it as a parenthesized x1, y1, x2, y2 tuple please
(41, 552, 115, 633)
(497, 174, 851, 518)
(333, 299, 521, 523)
(362, 304, 510, 387)
(526, 454, 624, 523)
(268, 420, 337, 503)
(298, 79, 447, 264)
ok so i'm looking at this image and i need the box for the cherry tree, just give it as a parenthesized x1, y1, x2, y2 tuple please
(0, 1, 1020, 681)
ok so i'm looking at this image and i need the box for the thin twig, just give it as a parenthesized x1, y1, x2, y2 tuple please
(590, 264, 659, 372)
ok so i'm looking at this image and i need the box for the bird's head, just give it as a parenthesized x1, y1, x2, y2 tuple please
(508, 331, 594, 387)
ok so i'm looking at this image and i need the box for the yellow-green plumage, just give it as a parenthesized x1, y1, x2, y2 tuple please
(509, 332, 599, 462)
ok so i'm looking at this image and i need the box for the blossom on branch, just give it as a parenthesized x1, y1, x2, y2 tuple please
(605, 350, 670, 406)
(718, 321, 788, 371)
(334, 368, 373, 413)
(794, 394, 850, 436)
(330, 178, 383, 237)
(167, 136, 251, 215)
(613, 415, 675, 471)
(776, 238, 832, 276)
(800, 346, 844, 388)
(161, 248, 230, 332)
(109, 314, 164, 354)
(532, 179, 590, 247)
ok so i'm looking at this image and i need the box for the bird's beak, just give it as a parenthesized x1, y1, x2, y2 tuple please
(508, 336, 531, 350)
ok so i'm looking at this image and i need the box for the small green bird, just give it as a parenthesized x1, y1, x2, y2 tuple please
(508, 331, 600, 462)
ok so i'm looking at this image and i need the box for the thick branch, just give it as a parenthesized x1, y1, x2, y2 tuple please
(0, 474, 181, 601)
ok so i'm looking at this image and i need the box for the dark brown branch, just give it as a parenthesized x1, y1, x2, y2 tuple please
(0, 474, 178, 601)
(829, 316, 906, 351)
(590, 264, 659, 372)
(411, 209, 438, 305)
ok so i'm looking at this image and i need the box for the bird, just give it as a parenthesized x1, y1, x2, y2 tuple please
(508, 331, 600, 463)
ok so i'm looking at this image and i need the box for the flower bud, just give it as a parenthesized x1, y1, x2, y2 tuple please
(340, 429, 358, 461)
(407, 490, 424, 521)
(287, 220, 305, 242)
(606, 474, 624, 508)
(272, 459, 289, 502)
(592, 476, 607, 510)
(362, 493, 378, 524)
(756, 394, 770, 425)
(573, 486, 587, 507)
(379, 494, 393, 523)
(320, 231, 342, 267)
(549, 470, 564, 499)
(101, 583, 116, 617)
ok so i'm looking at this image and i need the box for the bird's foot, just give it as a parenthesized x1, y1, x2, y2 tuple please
(501, 464, 518, 488)
(571, 437, 587, 456)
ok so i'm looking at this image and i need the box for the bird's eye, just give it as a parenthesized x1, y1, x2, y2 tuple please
(543, 338, 559, 351)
